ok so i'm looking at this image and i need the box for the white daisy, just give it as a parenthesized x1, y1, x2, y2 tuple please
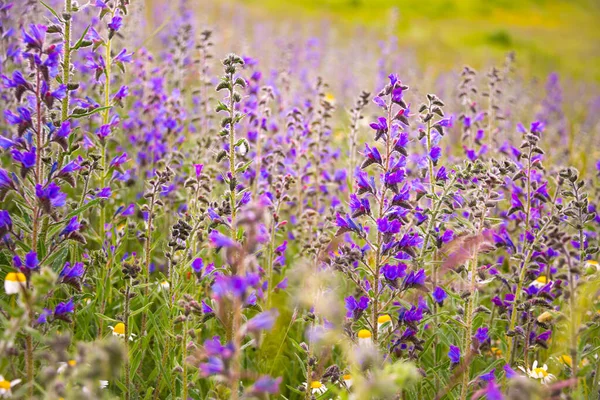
(306, 380, 327, 395)
(341, 374, 353, 389)
(357, 329, 373, 347)
(159, 281, 170, 291)
(518, 360, 556, 384)
(0, 375, 22, 398)
(377, 314, 393, 333)
(109, 322, 136, 341)
(99, 380, 109, 389)
(3, 272, 26, 295)
(57, 359, 77, 374)
(531, 276, 551, 289)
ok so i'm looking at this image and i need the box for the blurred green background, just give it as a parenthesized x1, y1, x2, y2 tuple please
(232, 0, 600, 81)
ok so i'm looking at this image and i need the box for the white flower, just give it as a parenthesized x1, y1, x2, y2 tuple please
(341, 374, 353, 389)
(159, 281, 170, 291)
(0, 375, 22, 398)
(99, 380, 109, 389)
(110, 322, 136, 341)
(57, 359, 77, 374)
(357, 329, 373, 347)
(304, 381, 327, 395)
(518, 360, 556, 384)
(531, 276, 551, 289)
(3, 272, 26, 295)
(377, 314, 392, 334)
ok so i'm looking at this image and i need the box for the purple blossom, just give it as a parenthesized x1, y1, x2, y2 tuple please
(432, 286, 447, 305)
(448, 345, 461, 364)
(345, 295, 369, 319)
(246, 310, 278, 332)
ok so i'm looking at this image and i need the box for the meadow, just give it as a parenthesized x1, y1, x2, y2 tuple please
(0, 0, 600, 399)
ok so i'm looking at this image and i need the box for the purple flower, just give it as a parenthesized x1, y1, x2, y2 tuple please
(246, 310, 278, 332)
(530, 121, 545, 134)
(377, 218, 402, 235)
(208, 230, 237, 248)
(275, 277, 288, 291)
(114, 85, 129, 102)
(435, 166, 448, 181)
(0, 210, 12, 236)
(370, 116, 388, 140)
(249, 376, 281, 395)
(398, 305, 423, 326)
(60, 216, 81, 236)
(355, 170, 376, 195)
(478, 369, 496, 382)
(60, 261, 84, 282)
(503, 364, 519, 379)
(474, 327, 490, 346)
(432, 286, 447, 305)
(25, 251, 38, 270)
(335, 213, 363, 236)
(448, 345, 461, 364)
(429, 146, 442, 164)
(22, 24, 46, 50)
(37, 309, 52, 324)
(201, 300, 214, 314)
(345, 295, 369, 319)
(114, 48, 133, 64)
(194, 164, 204, 178)
(391, 85, 403, 103)
(384, 169, 406, 189)
(484, 381, 504, 400)
(36, 182, 67, 209)
(438, 116, 454, 128)
(199, 357, 224, 377)
(402, 269, 426, 290)
(361, 143, 383, 168)
(96, 187, 112, 199)
(382, 263, 407, 287)
(54, 298, 75, 316)
(192, 258, 204, 274)
(110, 153, 128, 168)
(12, 147, 36, 169)
(108, 14, 123, 32)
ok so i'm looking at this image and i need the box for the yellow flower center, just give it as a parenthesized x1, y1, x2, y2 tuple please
(533, 367, 548, 377)
(559, 355, 572, 367)
(378, 314, 392, 324)
(0, 380, 10, 389)
(5, 272, 26, 282)
(310, 381, 323, 389)
(491, 347, 502, 356)
(343, 374, 352, 381)
(535, 276, 548, 284)
(357, 329, 372, 339)
(113, 322, 126, 335)
(68, 359, 77, 367)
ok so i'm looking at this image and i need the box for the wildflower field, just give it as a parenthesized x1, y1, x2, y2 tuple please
(1, 0, 600, 399)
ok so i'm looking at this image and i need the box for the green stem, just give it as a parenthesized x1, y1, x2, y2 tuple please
(506, 182, 560, 361)
(124, 283, 131, 400)
(61, 0, 72, 122)
(182, 317, 189, 400)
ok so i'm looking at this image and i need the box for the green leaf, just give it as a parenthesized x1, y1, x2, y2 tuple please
(71, 25, 91, 50)
(69, 106, 112, 120)
(130, 301, 155, 317)
(39, 0, 62, 21)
